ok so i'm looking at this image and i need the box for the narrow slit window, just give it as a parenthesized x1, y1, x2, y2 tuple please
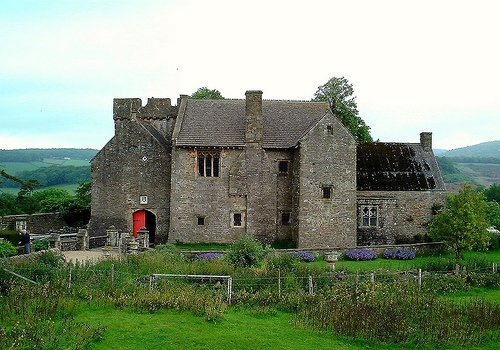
(326, 125, 333, 135)
(281, 212, 291, 226)
(322, 186, 332, 199)
(278, 161, 289, 176)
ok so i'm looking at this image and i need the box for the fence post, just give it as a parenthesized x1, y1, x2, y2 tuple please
(149, 275, 154, 292)
(278, 270, 281, 298)
(418, 269, 422, 289)
(227, 277, 232, 305)
(370, 272, 375, 283)
(493, 263, 498, 273)
(68, 267, 72, 290)
(308, 276, 313, 295)
(111, 264, 114, 289)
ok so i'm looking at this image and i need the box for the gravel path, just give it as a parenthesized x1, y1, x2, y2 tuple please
(62, 249, 117, 264)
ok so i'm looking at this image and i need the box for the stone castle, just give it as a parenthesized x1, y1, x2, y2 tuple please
(88, 90, 446, 248)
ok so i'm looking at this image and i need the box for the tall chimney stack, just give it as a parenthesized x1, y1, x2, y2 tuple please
(245, 90, 263, 143)
(420, 132, 432, 152)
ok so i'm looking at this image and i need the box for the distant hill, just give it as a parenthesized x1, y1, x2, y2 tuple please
(0, 148, 99, 193)
(0, 148, 99, 162)
(435, 141, 500, 188)
(440, 141, 500, 159)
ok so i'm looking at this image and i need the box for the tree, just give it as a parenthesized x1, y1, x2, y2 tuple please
(429, 183, 490, 259)
(483, 183, 500, 203)
(485, 201, 500, 229)
(313, 77, 373, 143)
(191, 87, 224, 100)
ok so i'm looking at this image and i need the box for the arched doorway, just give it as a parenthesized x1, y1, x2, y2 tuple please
(132, 210, 156, 244)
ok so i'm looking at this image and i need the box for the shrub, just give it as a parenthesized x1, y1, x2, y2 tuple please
(32, 237, 49, 252)
(344, 249, 377, 261)
(292, 251, 315, 262)
(225, 235, 269, 268)
(265, 252, 299, 272)
(382, 248, 415, 260)
(191, 252, 223, 261)
(0, 239, 17, 257)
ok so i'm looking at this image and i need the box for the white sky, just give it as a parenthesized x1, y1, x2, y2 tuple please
(1, 0, 499, 150)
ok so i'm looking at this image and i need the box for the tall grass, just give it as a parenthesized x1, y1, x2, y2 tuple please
(292, 281, 500, 347)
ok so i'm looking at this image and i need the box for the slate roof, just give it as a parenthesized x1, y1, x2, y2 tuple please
(139, 119, 170, 149)
(174, 98, 330, 149)
(357, 142, 445, 191)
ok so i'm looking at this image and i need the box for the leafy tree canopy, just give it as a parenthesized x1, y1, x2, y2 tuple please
(429, 183, 490, 259)
(313, 77, 373, 143)
(191, 87, 224, 100)
(483, 183, 500, 203)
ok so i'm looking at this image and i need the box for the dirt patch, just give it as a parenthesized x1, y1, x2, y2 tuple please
(62, 249, 117, 264)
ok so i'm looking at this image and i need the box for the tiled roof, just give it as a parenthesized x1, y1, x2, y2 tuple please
(357, 142, 445, 191)
(174, 99, 330, 148)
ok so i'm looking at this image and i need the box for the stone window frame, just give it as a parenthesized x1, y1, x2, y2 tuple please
(231, 212, 245, 228)
(361, 206, 379, 227)
(197, 216, 206, 226)
(197, 150, 220, 177)
(16, 220, 27, 231)
(278, 160, 290, 177)
(326, 124, 333, 135)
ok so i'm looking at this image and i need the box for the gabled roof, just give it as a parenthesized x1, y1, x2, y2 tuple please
(357, 142, 445, 191)
(174, 98, 330, 149)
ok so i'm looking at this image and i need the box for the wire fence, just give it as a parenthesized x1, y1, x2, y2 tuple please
(4, 262, 500, 304)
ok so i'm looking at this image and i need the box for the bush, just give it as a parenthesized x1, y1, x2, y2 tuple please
(344, 249, 377, 261)
(0, 239, 17, 257)
(225, 235, 269, 268)
(32, 237, 49, 252)
(382, 248, 415, 260)
(292, 251, 315, 262)
(265, 252, 299, 272)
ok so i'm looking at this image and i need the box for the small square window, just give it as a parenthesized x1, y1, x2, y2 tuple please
(197, 217, 205, 226)
(233, 213, 242, 227)
(322, 186, 332, 199)
(140, 196, 148, 204)
(281, 213, 291, 226)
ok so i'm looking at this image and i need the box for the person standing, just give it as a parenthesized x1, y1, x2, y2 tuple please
(19, 229, 31, 254)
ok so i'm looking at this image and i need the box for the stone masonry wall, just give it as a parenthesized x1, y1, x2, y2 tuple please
(297, 114, 357, 248)
(88, 98, 175, 243)
(357, 190, 446, 245)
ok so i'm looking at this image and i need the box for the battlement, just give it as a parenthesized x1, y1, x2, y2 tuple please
(113, 97, 178, 121)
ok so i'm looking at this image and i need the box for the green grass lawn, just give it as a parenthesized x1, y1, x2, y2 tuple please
(76, 305, 500, 350)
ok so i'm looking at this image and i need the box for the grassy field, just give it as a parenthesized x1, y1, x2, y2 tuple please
(1, 158, 90, 174)
(75, 302, 500, 350)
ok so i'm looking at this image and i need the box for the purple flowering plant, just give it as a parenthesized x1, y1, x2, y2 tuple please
(292, 251, 315, 262)
(382, 248, 415, 260)
(191, 252, 223, 261)
(344, 249, 378, 261)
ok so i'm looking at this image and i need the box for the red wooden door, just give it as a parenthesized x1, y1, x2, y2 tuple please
(133, 210, 146, 238)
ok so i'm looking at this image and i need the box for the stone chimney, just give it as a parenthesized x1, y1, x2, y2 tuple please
(245, 90, 263, 143)
(420, 132, 432, 152)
